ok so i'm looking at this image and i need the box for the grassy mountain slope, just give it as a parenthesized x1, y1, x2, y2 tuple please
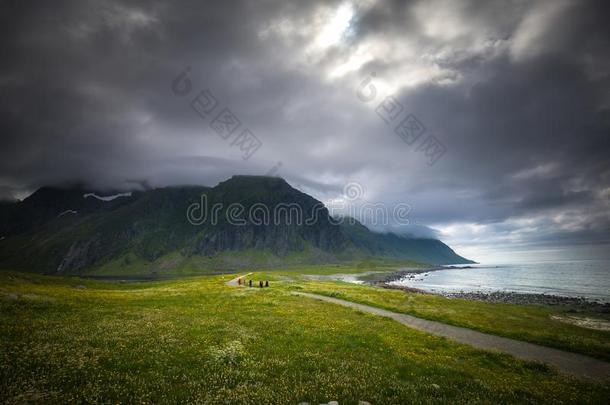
(340, 218, 474, 265)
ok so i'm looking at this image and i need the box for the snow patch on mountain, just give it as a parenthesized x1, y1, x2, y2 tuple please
(83, 192, 132, 201)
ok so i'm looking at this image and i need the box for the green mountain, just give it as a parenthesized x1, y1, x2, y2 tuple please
(339, 219, 473, 265)
(0, 175, 472, 275)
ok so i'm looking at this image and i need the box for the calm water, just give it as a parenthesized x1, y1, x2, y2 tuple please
(389, 259, 610, 302)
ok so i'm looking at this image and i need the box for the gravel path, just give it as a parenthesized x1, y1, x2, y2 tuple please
(226, 273, 252, 287)
(294, 292, 610, 380)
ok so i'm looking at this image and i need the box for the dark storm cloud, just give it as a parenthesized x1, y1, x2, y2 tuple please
(0, 0, 609, 258)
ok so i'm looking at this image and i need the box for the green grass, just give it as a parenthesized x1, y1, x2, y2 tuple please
(84, 252, 425, 278)
(1, 271, 609, 403)
(284, 279, 610, 362)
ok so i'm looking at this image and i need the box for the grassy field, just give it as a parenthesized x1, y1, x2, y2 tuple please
(278, 277, 610, 362)
(83, 252, 425, 278)
(1, 270, 609, 404)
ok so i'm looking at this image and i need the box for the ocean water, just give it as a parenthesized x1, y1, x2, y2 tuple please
(389, 259, 610, 302)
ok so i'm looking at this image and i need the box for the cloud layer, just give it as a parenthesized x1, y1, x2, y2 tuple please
(1, 0, 609, 261)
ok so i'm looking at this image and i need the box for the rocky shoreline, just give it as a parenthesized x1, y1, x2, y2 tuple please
(358, 266, 449, 284)
(368, 268, 610, 313)
(438, 291, 610, 312)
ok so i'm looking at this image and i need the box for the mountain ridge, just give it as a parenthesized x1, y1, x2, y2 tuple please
(0, 175, 473, 275)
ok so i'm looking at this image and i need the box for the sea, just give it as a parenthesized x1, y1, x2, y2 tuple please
(389, 259, 610, 303)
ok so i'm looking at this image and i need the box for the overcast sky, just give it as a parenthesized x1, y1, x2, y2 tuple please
(1, 0, 609, 262)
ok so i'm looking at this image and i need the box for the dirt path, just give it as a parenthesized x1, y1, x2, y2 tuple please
(294, 292, 610, 380)
(226, 273, 252, 287)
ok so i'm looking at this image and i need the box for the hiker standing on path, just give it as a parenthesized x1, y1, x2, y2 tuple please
(249, 280, 252, 287)
(265, 281, 269, 287)
(259, 281, 263, 288)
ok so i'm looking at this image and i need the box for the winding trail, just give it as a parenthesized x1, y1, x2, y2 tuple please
(294, 292, 610, 380)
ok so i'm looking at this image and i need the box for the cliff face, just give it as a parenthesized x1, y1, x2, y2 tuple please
(0, 176, 471, 274)
(188, 176, 347, 256)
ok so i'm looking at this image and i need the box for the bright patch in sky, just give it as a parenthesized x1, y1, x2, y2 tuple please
(315, 2, 354, 49)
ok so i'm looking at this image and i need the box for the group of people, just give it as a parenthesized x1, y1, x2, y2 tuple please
(237, 278, 269, 288)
